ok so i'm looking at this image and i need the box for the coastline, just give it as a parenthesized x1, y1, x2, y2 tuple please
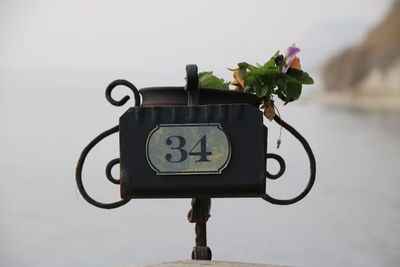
(305, 91, 400, 113)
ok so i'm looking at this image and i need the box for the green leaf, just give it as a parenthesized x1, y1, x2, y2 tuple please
(246, 64, 258, 71)
(286, 69, 314, 84)
(276, 90, 287, 103)
(251, 84, 263, 97)
(243, 85, 253, 93)
(260, 86, 269, 97)
(263, 50, 280, 68)
(198, 71, 213, 79)
(286, 82, 302, 101)
(282, 73, 302, 84)
(275, 79, 287, 92)
(285, 68, 303, 79)
(262, 69, 280, 79)
(198, 71, 230, 90)
(300, 71, 314, 84)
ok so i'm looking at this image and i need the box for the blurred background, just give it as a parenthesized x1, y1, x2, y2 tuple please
(0, 0, 399, 266)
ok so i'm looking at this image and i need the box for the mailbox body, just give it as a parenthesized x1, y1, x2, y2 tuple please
(119, 104, 267, 198)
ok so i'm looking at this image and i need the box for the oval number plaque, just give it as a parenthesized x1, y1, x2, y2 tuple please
(146, 123, 231, 175)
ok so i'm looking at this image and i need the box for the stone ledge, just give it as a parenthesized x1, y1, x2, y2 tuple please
(124, 260, 290, 267)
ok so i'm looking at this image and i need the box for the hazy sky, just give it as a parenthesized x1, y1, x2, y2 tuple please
(0, 0, 394, 87)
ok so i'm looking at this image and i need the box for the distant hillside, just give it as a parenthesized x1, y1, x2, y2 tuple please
(323, 0, 400, 95)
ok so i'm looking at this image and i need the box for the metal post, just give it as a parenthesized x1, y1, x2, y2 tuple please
(185, 64, 212, 260)
(187, 197, 212, 260)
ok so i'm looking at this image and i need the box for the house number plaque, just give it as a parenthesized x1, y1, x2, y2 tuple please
(146, 123, 231, 175)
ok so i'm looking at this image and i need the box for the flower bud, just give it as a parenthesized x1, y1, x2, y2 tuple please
(274, 55, 285, 67)
(290, 57, 301, 70)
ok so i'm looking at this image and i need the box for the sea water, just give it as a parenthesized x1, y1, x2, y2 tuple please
(0, 72, 399, 267)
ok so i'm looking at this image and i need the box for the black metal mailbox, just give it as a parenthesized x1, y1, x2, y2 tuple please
(119, 104, 266, 198)
(75, 64, 316, 261)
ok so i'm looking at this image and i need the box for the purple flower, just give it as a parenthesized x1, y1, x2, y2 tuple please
(283, 44, 300, 73)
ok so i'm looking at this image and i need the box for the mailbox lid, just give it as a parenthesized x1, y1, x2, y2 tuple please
(119, 104, 267, 198)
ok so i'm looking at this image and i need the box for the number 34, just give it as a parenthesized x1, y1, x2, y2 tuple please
(165, 135, 212, 163)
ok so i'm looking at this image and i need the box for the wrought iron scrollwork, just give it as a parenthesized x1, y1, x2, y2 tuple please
(263, 115, 316, 205)
(265, 153, 286, 180)
(105, 79, 140, 107)
(106, 158, 121, 185)
(76, 79, 141, 209)
(75, 125, 130, 209)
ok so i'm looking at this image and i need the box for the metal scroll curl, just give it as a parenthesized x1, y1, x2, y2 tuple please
(263, 115, 316, 205)
(75, 125, 130, 209)
(105, 79, 141, 107)
(106, 158, 121, 185)
(75, 80, 141, 209)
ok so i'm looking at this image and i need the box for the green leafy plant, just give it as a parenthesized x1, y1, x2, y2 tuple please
(195, 44, 314, 120)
